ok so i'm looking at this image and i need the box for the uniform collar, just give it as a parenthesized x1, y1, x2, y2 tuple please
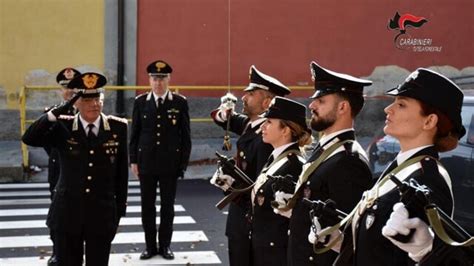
(271, 142, 297, 159)
(250, 117, 266, 129)
(318, 128, 354, 147)
(146, 90, 173, 101)
(73, 113, 110, 132)
(396, 144, 434, 165)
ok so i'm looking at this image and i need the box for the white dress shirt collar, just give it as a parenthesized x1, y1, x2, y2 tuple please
(396, 145, 433, 165)
(79, 115, 101, 135)
(318, 128, 354, 147)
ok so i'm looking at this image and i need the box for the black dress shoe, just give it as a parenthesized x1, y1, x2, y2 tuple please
(158, 246, 175, 260)
(140, 249, 158, 260)
(47, 255, 58, 266)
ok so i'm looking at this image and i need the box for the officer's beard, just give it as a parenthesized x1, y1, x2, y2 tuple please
(310, 110, 337, 132)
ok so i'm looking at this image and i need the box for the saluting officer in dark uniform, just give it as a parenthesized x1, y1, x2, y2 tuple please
(251, 97, 312, 266)
(129, 60, 191, 260)
(285, 61, 373, 265)
(210, 65, 291, 266)
(43, 67, 81, 266)
(22, 72, 129, 266)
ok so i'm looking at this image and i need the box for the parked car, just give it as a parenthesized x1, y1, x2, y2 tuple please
(366, 95, 474, 233)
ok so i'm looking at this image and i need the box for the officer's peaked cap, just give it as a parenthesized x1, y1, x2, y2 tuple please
(310, 61, 372, 99)
(244, 65, 291, 97)
(147, 60, 173, 76)
(386, 68, 465, 138)
(263, 96, 310, 132)
(67, 72, 107, 98)
(56, 68, 81, 87)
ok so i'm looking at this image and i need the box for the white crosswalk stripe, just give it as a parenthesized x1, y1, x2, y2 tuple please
(0, 188, 154, 197)
(0, 195, 155, 206)
(0, 216, 196, 229)
(0, 205, 185, 217)
(0, 182, 221, 264)
(0, 181, 141, 189)
(0, 231, 208, 248)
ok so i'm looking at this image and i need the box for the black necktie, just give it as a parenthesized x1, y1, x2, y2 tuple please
(87, 124, 96, 140)
(267, 155, 274, 166)
(157, 98, 163, 108)
(307, 144, 324, 162)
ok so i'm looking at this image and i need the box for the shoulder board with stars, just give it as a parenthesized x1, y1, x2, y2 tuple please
(107, 115, 128, 124)
(58, 114, 75, 120)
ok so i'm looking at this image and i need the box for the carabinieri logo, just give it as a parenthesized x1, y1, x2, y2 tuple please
(387, 11, 441, 52)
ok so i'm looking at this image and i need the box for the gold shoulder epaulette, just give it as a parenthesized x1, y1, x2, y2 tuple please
(108, 115, 128, 124)
(58, 114, 74, 120)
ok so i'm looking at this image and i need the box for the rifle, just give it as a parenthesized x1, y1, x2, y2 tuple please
(268, 174, 296, 194)
(302, 198, 348, 226)
(389, 175, 474, 265)
(214, 151, 254, 210)
(388, 174, 431, 243)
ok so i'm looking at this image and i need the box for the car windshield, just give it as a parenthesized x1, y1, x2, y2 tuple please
(460, 103, 474, 145)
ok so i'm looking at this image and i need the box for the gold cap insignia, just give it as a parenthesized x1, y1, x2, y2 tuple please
(82, 74, 99, 89)
(156, 62, 167, 71)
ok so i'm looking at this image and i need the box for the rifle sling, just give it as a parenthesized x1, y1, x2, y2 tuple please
(216, 149, 300, 210)
(276, 140, 352, 212)
(314, 155, 429, 253)
(426, 206, 474, 247)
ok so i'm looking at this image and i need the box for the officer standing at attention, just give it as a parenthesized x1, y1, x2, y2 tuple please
(326, 68, 466, 266)
(210, 65, 291, 266)
(251, 97, 312, 266)
(22, 72, 129, 266)
(129, 60, 191, 260)
(43, 67, 81, 266)
(278, 61, 373, 266)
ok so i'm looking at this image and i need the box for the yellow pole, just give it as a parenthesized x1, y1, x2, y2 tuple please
(19, 86, 29, 169)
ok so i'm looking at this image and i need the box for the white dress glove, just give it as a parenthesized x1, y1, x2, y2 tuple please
(273, 191, 292, 208)
(215, 93, 237, 122)
(382, 202, 434, 262)
(308, 216, 322, 244)
(210, 167, 235, 192)
(272, 191, 293, 218)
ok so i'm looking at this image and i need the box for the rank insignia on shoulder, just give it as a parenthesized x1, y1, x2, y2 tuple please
(107, 115, 128, 124)
(58, 114, 75, 120)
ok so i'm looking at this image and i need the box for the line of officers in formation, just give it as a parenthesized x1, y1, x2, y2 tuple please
(21, 59, 473, 266)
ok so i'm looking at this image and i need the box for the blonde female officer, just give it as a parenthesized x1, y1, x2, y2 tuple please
(251, 96, 312, 266)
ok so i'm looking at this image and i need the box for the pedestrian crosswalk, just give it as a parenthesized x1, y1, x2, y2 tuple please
(0, 181, 222, 265)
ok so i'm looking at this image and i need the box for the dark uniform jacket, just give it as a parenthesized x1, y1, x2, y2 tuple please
(341, 146, 453, 266)
(43, 105, 76, 195)
(22, 113, 129, 238)
(211, 110, 273, 239)
(129, 91, 191, 177)
(252, 143, 304, 265)
(288, 131, 372, 266)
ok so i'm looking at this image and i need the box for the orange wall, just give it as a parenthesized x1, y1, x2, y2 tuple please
(137, 0, 474, 93)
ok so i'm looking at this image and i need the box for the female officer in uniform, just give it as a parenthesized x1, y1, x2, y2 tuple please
(324, 68, 465, 266)
(251, 97, 312, 266)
